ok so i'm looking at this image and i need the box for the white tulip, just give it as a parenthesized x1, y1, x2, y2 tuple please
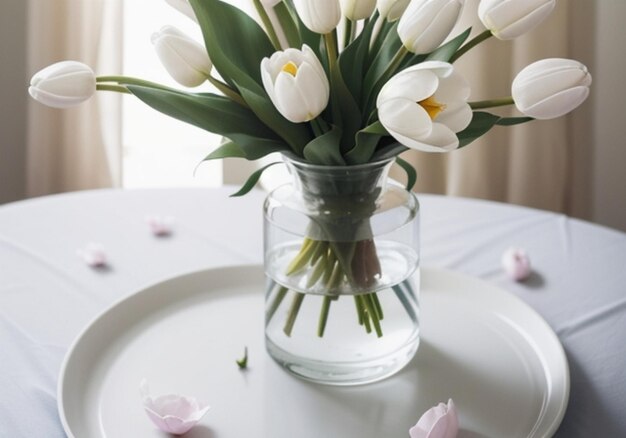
(512, 58, 591, 120)
(377, 61, 472, 152)
(151, 26, 212, 88)
(341, 0, 377, 21)
(398, 0, 465, 54)
(164, 0, 198, 23)
(377, 0, 410, 21)
(28, 61, 96, 109)
(261, 45, 330, 123)
(293, 0, 341, 34)
(478, 0, 555, 40)
(261, 0, 283, 6)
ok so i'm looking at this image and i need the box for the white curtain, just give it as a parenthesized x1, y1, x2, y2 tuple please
(26, 0, 123, 196)
(392, 0, 592, 216)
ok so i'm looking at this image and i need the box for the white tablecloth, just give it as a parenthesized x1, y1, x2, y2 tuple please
(1, 188, 625, 437)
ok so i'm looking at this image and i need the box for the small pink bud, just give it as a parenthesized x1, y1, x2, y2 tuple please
(77, 243, 107, 268)
(146, 216, 174, 237)
(501, 247, 531, 281)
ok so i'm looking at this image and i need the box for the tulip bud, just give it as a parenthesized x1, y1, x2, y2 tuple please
(512, 58, 591, 120)
(398, 0, 465, 54)
(151, 26, 212, 88)
(164, 0, 198, 23)
(261, 45, 330, 123)
(29, 61, 96, 109)
(293, 0, 341, 34)
(341, 0, 377, 21)
(377, 0, 410, 21)
(478, 0, 555, 40)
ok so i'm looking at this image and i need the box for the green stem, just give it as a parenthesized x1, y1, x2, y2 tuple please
(343, 19, 354, 49)
(284, 292, 305, 336)
(206, 76, 248, 107)
(266, 285, 289, 322)
(97, 75, 177, 92)
(469, 97, 514, 110)
(363, 294, 383, 337)
(324, 31, 339, 73)
(450, 29, 493, 63)
(317, 296, 332, 337)
(96, 84, 130, 94)
(253, 0, 282, 50)
(310, 117, 326, 137)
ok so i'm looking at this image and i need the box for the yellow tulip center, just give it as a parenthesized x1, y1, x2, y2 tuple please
(419, 95, 446, 120)
(281, 61, 299, 77)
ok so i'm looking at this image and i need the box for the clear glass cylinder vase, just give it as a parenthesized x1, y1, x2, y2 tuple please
(263, 154, 420, 385)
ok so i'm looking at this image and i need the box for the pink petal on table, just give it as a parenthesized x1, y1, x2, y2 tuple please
(410, 399, 458, 438)
(140, 379, 210, 435)
(76, 243, 107, 267)
(146, 215, 174, 236)
(501, 247, 532, 281)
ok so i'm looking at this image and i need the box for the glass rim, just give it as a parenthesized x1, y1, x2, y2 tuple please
(281, 152, 395, 172)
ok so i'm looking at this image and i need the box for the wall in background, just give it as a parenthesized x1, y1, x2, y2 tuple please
(0, 0, 27, 204)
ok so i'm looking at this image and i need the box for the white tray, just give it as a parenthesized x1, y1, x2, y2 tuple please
(58, 266, 569, 438)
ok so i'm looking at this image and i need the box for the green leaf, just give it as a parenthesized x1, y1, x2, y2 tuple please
(426, 27, 472, 62)
(330, 62, 362, 154)
(230, 162, 282, 197)
(371, 142, 408, 161)
(496, 116, 534, 126)
(338, 13, 378, 106)
(345, 121, 388, 165)
(457, 111, 501, 148)
(189, 0, 274, 89)
(395, 156, 417, 191)
(303, 125, 346, 165)
(274, 2, 301, 48)
(127, 86, 288, 159)
(362, 22, 401, 104)
(202, 141, 246, 161)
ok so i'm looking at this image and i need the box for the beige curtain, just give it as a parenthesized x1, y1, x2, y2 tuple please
(393, 0, 592, 217)
(26, 0, 123, 197)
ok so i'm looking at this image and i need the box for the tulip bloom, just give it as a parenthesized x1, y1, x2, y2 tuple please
(478, 0, 555, 40)
(164, 0, 198, 23)
(341, 0, 377, 21)
(512, 58, 591, 120)
(151, 26, 212, 88)
(261, 45, 330, 123)
(377, 61, 472, 153)
(377, 0, 410, 21)
(409, 399, 458, 438)
(398, 0, 465, 54)
(293, 0, 341, 34)
(28, 61, 96, 109)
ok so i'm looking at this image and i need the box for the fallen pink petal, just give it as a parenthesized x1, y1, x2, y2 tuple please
(77, 243, 107, 267)
(146, 215, 174, 236)
(140, 379, 210, 435)
(410, 399, 458, 438)
(502, 247, 532, 281)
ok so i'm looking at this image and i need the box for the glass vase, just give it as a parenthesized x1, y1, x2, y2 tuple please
(263, 154, 420, 386)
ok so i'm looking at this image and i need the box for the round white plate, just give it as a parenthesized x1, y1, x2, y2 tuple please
(58, 266, 569, 438)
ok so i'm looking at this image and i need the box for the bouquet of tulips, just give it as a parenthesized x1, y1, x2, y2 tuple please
(29, 0, 591, 338)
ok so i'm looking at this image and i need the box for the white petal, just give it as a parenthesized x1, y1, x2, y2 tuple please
(379, 99, 433, 139)
(416, 122, 459, 152)
(274, 72, 311, 122)
(377, 69, 438, 105)
(436, 101, 472, 132)
(295, 62, 329, 118)
(520, 85, 590, 120)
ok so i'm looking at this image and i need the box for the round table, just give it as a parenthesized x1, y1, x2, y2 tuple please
(1, 188, 624, 437)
